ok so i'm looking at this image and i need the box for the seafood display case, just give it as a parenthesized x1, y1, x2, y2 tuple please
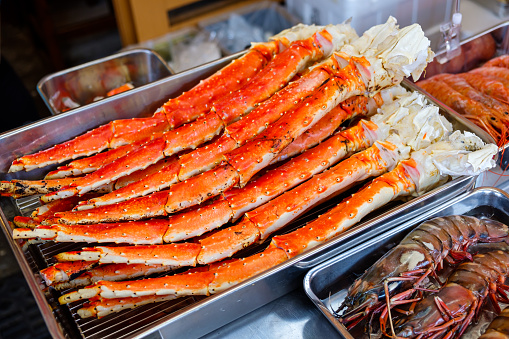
(37, 49, 174, 115)
(303, 186, 509, 339)
(0, 33, 500, 339)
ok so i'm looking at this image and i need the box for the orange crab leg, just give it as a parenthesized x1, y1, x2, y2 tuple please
(178, 135, 238, 181)
(42, 137, 167, 201)
(0, 177, 79, 199)
(40, 261, 98, 286)
(11, 193, 102, 228)
(78, 294, 178, 318)
(55, 243, 201, 266)
(60, 271, 215, 303)
(44, 138, 154, 179)
(163, 199, 233, 243)
(113, 157, 178, 190)
(12, 217, 40, 229)
(9, 124, 114, 173)
(226, 57, 367, 187)
(56, 190, 169, 224)
(76, 156, 180, 209)
(250, 140, 403, 240)
(165, 164, 239, 213)
(51, 263, 176, 291)
(271, 160, 416, 257)
(225, 119, 379, 220)
(14, 219, 170, 244)
(160, 41, 282, 129)
(208, 247, 288, 293)
(269, 95, 377, 164)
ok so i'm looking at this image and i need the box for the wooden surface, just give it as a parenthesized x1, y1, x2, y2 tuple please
(112, 0, 280, 45)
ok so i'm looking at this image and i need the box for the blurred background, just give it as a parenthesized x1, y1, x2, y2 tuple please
(0, 0, 508, 338)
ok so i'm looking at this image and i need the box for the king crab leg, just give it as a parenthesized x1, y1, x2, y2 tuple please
(39, 261, 98, 286)
(44, 262, 177, 290)
(54, 243, 202, 267)
(44, 138, 155, 179)
(0, 177, 80, 199)
(12, 193, 102, 228)
(196, 139, 407, 264)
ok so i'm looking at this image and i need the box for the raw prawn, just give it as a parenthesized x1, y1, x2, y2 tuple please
(338, 215, 509, 330)
(418, 78, 504, 143)
(395, 250, 509, 338)
(483, 54, 509, 68)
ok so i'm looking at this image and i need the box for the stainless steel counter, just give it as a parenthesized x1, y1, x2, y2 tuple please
(202, 289, 338, 339)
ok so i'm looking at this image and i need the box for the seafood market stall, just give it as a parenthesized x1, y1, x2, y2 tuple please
(2, 6, 509, 339)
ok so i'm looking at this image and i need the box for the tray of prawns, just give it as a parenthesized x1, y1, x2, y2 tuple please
(304, 187, 509, 339)
(0, 17, 500, 339)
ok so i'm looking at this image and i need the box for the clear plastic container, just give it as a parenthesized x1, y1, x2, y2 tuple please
(199, 1, 299, 55)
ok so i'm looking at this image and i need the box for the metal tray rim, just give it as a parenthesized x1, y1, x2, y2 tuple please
(37, 48, 172, 84)
(36, 48, 174, 116)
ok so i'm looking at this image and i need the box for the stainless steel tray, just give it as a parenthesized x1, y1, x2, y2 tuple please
(0, 53, 494, 339)
(37, 49, 174, 115)
(415, 20, 509, 191)
(303, 187, 509, 339)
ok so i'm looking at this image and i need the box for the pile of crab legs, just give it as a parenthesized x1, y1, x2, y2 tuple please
(336, 215, 509, 339)
(1, 17, 498, 319)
